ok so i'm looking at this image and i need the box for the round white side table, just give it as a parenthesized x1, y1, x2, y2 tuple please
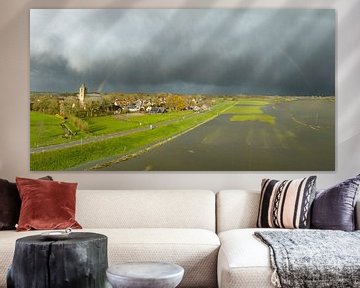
(106, 262, 184, 288)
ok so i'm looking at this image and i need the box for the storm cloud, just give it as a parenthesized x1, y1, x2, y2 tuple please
(30, 9, 335, 95)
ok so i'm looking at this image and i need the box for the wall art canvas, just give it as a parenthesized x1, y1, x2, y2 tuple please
(30, 9, 335, 171)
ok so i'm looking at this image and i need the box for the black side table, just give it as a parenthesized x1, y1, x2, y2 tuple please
(7, 232, 108, 288)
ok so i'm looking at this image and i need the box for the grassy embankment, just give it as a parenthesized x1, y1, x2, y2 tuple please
(30, 112, 66, 147)
(30, 110, 193, 148)
(30, 101, 234, 170)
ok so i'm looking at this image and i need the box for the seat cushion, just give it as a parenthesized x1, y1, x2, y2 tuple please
(102, 228, 220, 288)
(0, 228, 220, 288)
(218, 228, 280, 288)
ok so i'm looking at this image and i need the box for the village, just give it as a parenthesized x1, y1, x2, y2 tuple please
(30, 83, 213, 118)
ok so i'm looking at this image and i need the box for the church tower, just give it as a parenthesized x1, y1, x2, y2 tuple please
(78, 83, 87, 106)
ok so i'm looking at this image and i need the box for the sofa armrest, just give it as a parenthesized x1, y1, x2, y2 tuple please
(356, 200, 360, 230)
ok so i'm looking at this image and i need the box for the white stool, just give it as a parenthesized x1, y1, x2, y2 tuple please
(106, 262, 184, 288)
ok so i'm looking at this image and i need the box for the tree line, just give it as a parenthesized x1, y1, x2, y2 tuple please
(30, 93, 214, 118)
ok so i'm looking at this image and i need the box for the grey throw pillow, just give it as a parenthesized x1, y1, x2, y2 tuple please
(311, 174, 360, 231)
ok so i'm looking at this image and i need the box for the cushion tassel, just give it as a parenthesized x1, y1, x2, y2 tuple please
(271, 269, 281, 287)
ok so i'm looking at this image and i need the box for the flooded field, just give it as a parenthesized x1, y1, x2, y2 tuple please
(99, 98, 335, 171)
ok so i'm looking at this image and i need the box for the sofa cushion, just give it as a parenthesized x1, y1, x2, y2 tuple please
(257, 176, 316, 229)
(104, 228, 219, 288)
(218, 228, 277, 288)
(0, 228, 220, 288)
(311, 174, 360, 231)
(216, 190, 260, 233)
(76, 190, 216, 231)
(16, 177, 82, 231)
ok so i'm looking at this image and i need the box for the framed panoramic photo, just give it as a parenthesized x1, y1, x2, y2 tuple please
(30, 9, 335, 171)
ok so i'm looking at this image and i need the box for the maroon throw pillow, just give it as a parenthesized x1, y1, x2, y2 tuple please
(16, 177, 82, 231)
(0, 176, 53, 230)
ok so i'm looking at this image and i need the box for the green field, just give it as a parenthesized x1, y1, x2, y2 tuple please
(30, 110, 193, 148)
(31, 112, 65, 147)
(87, 111, 192, 135)
(230, 114, 275, 124)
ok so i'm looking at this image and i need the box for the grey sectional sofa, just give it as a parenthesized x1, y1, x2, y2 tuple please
(0, 189, 359, 288)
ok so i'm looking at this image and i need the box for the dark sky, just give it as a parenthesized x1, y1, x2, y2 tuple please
(30, 9, 335, 96)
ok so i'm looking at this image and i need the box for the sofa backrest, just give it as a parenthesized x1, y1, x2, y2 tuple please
(216, 190, 260, 233)
(217, 190, 360, 232)
(76, 190, 216, 231)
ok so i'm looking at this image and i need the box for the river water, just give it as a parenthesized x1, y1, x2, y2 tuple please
(99, 99, 335, 171)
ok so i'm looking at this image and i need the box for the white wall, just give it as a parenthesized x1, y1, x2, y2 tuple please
(0, 0, 359, 191)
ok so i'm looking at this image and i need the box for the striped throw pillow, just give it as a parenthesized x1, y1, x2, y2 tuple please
(257, 176, 316, 229)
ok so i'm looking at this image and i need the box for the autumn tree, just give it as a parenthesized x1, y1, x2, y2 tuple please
(166, 95, 187, 111)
